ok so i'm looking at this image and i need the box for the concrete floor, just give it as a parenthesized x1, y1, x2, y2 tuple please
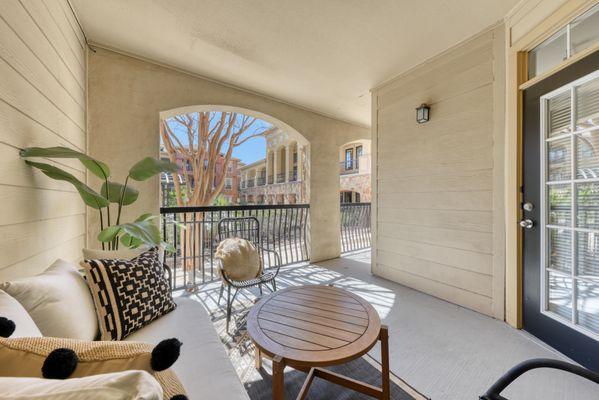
(191, 251, 598, 400)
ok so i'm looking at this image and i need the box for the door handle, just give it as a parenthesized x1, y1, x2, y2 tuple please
(519, 219, 534, 229)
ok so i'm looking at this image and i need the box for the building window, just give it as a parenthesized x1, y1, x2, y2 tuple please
(345, 148, 354, 170)
(528, 4, 598, 79)
(225, 177, 232, 189)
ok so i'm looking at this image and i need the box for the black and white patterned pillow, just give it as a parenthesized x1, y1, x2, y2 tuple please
(81, 248, 176, 341)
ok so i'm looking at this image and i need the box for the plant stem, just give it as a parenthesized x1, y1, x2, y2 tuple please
(113, 175, 131, 251)
(115, 176, 129, 226)
(99, 207, 105, 251)
(105, 178, 111, 227)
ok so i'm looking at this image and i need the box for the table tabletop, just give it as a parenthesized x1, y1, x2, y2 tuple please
(247, 284, 381, 367)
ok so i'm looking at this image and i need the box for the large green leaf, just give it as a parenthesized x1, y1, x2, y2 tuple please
(100, 181, 139, 205)
(21, 147, 110, 180)
(26, 161, 109, 209)
(97, 225, 121, 242)
(120, 233, 143, 248)
(98, 219, 161, 247)
(128, 157, 178, 181)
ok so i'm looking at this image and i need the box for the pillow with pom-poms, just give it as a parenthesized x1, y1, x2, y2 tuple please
(0, 289, 41, 338)
(0, 334, 187, 400)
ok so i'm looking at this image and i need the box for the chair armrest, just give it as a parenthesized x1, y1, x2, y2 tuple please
(480, 359, 599, 400)
(214, 257, 235, 286)
(256, 244, 282, 275)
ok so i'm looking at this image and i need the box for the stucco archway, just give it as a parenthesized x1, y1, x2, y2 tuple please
(87, 49, 369, 262)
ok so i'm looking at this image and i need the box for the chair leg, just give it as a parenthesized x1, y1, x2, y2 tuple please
(226, 285, 232, 330)
(218, 283, 224, 305)
(272, 279, 277, 292)
(258, 284, 263, 296)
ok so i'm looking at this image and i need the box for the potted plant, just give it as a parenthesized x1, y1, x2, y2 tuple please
(20, 147, 178, 251)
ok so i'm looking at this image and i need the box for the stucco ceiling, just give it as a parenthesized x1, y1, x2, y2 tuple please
(71, 0, 519, 127)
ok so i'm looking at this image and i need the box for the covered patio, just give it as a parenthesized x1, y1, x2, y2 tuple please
(1, 0, 598, 399)
(185, 251, 598, 400)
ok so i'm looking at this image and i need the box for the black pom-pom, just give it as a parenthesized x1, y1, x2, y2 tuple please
(0, 317, 16, 338)
(42, 348, 78, 379)
(151, 338, 181, 371)
(170, 396, 188, 400)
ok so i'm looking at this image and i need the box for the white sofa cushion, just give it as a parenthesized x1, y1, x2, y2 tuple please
(0, 370, 163, 400)
(0, 259, 98, 340)
(0, 290, 41, 338)
(125, 296, 250, 400)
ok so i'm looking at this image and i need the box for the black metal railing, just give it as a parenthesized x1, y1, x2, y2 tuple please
(161, 204, 310, 290)
(340, 203, 371, 253)
(277, 172, 286, 183)
(257, 177, 266, 186)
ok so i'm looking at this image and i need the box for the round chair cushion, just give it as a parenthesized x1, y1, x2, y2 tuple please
(215, 238, 262, 282)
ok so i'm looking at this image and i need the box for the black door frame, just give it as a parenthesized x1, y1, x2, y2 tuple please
(522, 50, 599, 372)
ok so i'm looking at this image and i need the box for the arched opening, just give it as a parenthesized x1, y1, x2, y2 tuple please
(158, 105, 311, 289)
(339, 139, 372, 253)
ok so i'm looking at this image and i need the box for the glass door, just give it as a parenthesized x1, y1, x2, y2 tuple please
(541, 71, 599, 339)
(522, 49, 599, 372)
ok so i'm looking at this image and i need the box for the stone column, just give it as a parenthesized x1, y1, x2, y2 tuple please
(309, 141, 341, 262)
(285, 145, 291, 182)
(265, 151, 271, 184)
(253, 169, 258, 187)
(273, 148, 279, 183)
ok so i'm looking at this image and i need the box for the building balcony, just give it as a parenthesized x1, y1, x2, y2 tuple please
(276, 172, 286, 183)
(257, 177, 266, 186)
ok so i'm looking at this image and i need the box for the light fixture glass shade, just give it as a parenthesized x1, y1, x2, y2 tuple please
(416, 104, 430, 124)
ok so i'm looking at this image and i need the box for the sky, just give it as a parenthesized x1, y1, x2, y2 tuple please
(163, 112, 268, 165)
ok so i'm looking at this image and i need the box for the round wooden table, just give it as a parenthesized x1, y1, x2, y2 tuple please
(247, 285, 390, 400)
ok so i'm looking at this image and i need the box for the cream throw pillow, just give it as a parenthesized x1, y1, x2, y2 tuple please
(0, 290, 41, 338)
(0, 370, 163, 400)
(215, 238, 262, 282)
(0, 260, 98, 340)
(0, 336, 186, 399)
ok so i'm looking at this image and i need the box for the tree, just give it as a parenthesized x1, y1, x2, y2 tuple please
(160, 111, 274, 290)
(160, 111, 275, 207)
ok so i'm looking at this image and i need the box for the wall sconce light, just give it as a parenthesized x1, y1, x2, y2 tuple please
(416, 103, 430, 124)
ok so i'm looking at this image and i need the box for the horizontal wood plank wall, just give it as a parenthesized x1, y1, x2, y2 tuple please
(372, 25, 505, 317)
(0, 0, 86, 280)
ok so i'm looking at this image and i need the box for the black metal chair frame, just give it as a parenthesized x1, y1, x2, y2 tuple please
(480, 358, 599, 400)
(215, 217, 282, 328)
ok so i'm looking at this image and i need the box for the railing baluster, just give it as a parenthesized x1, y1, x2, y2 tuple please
(339, 203, 371, 254)
(182, 212, 187, 288)
(161, 204, 314, 288)
(173, 213, 178, 288)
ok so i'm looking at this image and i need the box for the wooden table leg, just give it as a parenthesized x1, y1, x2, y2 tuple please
(272, 355, 285, 400)
(254, 344, 262, 370)
(380, 325, 390, 400)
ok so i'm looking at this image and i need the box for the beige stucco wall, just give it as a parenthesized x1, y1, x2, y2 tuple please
(87, 48, 369, 262)
(371, 23, 506, 319)
(0, 0, 87, 280)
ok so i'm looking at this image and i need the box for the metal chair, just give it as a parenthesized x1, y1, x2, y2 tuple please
(480, 358, 599, 400)
(215, 217, 282, 328)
